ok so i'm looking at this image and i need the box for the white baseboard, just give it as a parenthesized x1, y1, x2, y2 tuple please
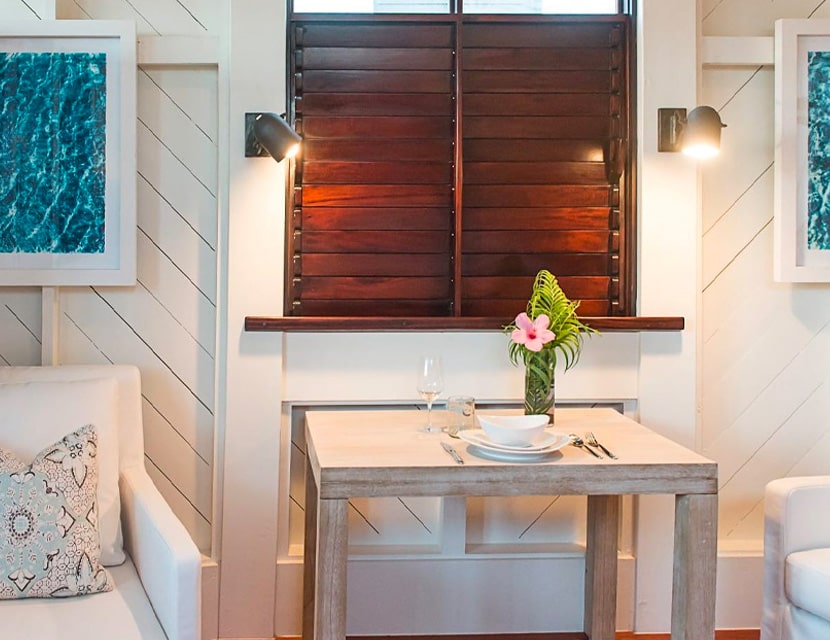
(270, 549, 763, 636)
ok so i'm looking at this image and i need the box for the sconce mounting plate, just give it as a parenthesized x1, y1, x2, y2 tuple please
(244, 112, 270, 157)
(658, 107, 687, 152)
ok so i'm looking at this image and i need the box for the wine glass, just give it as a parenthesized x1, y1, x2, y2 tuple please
(416, 355, 444, 432)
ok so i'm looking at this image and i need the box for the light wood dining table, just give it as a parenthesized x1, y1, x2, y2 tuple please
(303, 408, 718, 640)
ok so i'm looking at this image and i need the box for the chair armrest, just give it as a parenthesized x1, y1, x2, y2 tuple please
(763, 476, 830, 640)
(120, 467, 201, 640)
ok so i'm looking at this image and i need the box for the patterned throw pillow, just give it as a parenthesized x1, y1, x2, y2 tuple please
(0, 424, 112, 599)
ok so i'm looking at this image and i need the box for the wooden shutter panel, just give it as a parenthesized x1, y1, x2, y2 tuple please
(289, 22, 456, 317)
(460, 19, 629, 318)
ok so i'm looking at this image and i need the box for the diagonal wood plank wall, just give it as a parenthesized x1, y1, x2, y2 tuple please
(0, 0, 219, 552)
(701, 0, 830, 549)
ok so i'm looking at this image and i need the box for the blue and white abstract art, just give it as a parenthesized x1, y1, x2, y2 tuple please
(807, 50, 830, 250)
(0, 51, 107, 255)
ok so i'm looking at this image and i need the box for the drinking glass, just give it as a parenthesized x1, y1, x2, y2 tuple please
(416, 356, 444, 432)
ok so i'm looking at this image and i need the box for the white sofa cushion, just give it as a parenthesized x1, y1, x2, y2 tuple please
(0, 559, 166, 639)
(786, 547, 830, 622)
(0, 379, 124, 566)
(0, 424, 112, 599)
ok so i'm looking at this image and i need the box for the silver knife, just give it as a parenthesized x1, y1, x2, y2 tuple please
(441, 442, 464, 464)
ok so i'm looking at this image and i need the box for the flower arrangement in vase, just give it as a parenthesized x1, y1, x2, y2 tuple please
(505, 270, 597, 420)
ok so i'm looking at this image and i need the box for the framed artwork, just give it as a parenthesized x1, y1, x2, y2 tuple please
(774, 19, 830, 282)
(0, 21, 135, 286)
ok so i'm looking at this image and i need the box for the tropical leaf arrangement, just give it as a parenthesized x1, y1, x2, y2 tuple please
(505, 270, 598, 414)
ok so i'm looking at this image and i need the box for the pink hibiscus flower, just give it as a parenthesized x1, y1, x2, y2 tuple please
(511, 312, 556, 352)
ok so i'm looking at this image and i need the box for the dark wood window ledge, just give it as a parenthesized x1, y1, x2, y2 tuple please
(244, 316, 684, 333)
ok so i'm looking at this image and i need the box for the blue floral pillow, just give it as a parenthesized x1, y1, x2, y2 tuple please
(0, 424, 112, 598)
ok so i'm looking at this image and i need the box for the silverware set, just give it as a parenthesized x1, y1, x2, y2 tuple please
(569, 432, 617, 459)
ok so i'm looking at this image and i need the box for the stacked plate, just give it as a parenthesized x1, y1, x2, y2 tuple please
(458, 428, 570, 462)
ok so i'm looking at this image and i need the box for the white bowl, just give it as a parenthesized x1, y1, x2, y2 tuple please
(477, 414, 549, 447)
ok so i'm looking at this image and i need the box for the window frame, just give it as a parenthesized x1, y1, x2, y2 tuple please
(246, 1, 682, 332)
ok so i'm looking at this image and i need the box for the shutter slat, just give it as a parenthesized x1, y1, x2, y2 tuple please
(304, 70, 452, 93)
(305, 139, 453, 161)
(463, 24, 617, 48)
(464, 207, 610, 230)
(464, 230, 611, 254)
(463, 298, 610, 317)
(304, 161, 453, 185)
(303, 93, 453, 116)
(303, 116, 453, 138)
(462, 253, 611, 276)
(303, 185, 452, 207)
(303, 230, 450, 253)
(303, 47, 453, 70)
(464, 185, 611, 207)
(464, 276, 610, 299)
(297, 300, 450, 317)
(465, 139, 603, 162)
(464, 48, 610, 70)
(464, 93, 610, 117)
(464, 162, 607, 185)
(302, 276, 451, 300)
(301, 24, 454, 48)
(464, 70, 610, 93)
(302, 253, 451, 276)
(304, 207, 450, 230)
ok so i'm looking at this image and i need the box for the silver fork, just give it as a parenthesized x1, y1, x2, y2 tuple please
(569, 434, 602, 458)
(585, 431, 617, 459)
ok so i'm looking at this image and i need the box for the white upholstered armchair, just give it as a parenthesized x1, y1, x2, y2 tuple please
(0, 365, 201, 640)
(762, 476, 830, 640)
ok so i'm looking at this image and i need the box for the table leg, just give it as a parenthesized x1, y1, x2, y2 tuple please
(314, 497, 349, 640)
(303, 460, 319, 640)
(671, 493, 717, 640)
(585, 495, 620, 640)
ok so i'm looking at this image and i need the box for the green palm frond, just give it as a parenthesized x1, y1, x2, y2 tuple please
(505, 270, 598, 372)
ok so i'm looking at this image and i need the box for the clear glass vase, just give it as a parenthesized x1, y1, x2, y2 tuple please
(523, 350, 556, 422)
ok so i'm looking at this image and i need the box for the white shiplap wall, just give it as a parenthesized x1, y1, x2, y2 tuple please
(0, 0, 219, 553)
(701, 1, 830, 548)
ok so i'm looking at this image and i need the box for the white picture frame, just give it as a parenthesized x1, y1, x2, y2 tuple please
(775, 19, 830, 282)
(0, 20, 136, 286)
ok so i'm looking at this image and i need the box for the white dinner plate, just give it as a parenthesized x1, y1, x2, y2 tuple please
(459, 428, 566, 452)
(464, 443, 567, 463)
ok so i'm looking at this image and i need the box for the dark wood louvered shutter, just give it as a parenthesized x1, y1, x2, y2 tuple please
(460, 19, 629, 318)
(287, 16, 633, 319)
(289, 22, 456, 317)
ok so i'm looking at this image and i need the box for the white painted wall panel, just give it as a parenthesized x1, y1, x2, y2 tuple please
(137, 68, 218, 194)
(146, 457, 211, 550)
(56, 0, 217, 35)
(0, 0, 42, 18)
(142, 67, 218, 146)
(137, 122, 217, 248)
(702, 0, 826, 36)
(118, 0, 211, 35)
(56, 0, 156, 33)
(0, 289, 41, 365)
(701, 67, 774, 232)
(137, 178, 217, 304)
(701, 3, 830, 560)
(59, 287, 214, 548)
(143, 397, 213, 518)
(137, 231, 216, 356)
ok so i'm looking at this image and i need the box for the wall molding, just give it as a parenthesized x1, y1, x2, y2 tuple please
(702, 36, 774, 66)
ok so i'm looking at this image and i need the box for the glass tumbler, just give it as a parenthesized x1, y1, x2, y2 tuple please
(446, 395, 475, 437)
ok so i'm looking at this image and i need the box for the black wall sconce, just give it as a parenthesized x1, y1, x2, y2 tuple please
(244, 112, 301, 161)
(658, 106, 726, 158)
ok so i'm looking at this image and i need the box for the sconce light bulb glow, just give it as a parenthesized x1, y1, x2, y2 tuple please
(682, 144, 719, 159)
(285, 143, 300, 160)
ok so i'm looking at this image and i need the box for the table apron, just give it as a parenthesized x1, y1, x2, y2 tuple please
(317, 474, 717, 499)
